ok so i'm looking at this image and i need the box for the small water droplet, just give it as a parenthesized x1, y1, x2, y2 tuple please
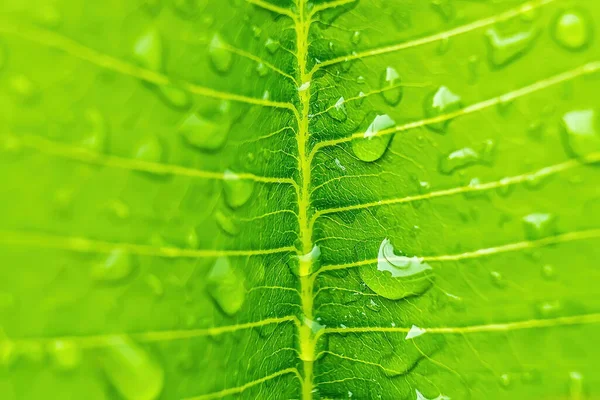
(356, 91, 366, 105)
(352, 114, 395, 162)
(99, 336, 164, 400)
(251, 25, 262, 39)
(561, 109, 599, 158)
(298, 80, 311, 92)
(380, 67, 403, 106)
(256, 62, 268, 77)
(439, 140, 495, 174)
(206, 257, 245, 316)
(179, 107, 231, 151)
(490, 271, 505, 288)
(222, 170, 254, 209)
(356, 75, 365, 84)
(485, 27, 536, 67)
(499, 373, 511, 388)
(133, 137, 164, 164)
(366, 298, 381, 312)
(264, 37, 279, 54)
(406, 325, 426, 340)
(552, 10, 591, 51)
(10, 75, 38, 104)
(81, 109, 108, 152)
(157, 85, 191, 109)
(569, 371, 584, 400)
(328, 96, 347, 122)
(541, 264, 556, 280)
(351, 31, 361, 45)
(209, 34, 232, 73)
(535, 299, 562, 318)
(360, 238, 433, 300)
(133, 29, 162, 71)
(145, 274, 164, 297)
(91, 249, 134, 283)
(423, 86, 462, 133)
(215, 209, 239, 236)
(522, 213, 557, 240)
(48, 340, 80, 371)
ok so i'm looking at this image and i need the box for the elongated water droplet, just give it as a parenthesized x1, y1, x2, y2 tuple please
(91, 249, 134, 283)
(523, 213, 557, 240)
(179, 109, 231, 151)
(48, 340, 80, 371)
(380, 66, 403, 106)
(215, 209, 239, 236)
(133, 137, 164, 164)
(207, 257, 245, 316)
(439, 140, 495, 174)
(222, 170, 254, 208)
(100, 336, 164, 400)
(352, 114, 395, 162)
(209, 34, 232, 73)
(328, 96, 347, 122)
(360, 238, 433, 300)
(406, 325, 426, 340)
(561, 109, 599, 158)
(553, 10, 591, 51)
(569, 371, 584, 400)
(351, 31, 361, 45)
(81, 109, 108, 152)
(157, 85, 191, 109)
(133, 29, 162, 71)
(485, 27, 536, 67)
(423, 86, 462, 133)
(366, 299, 380, 312)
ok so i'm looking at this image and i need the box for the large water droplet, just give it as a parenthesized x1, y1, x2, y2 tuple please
(207, 257, 245, 316)
(416, 389, 450, 400)
(222, 170, 254, 209)
(328, 96, 347, 122)
(352, 114, 395, 162)
(133, 29, 162, 71)
(99, 336, 164, 400)
(522, 213, 557, 240)
(485, 27, 536, 67)
(380, 67, 403, 106)
(561, 109, 599, 158)
(209, 34, 232, 73)
(439, 140, 495, 174)
(179, 108, 231, 151)
(359, 238, 433, 300)
(552, 10, 591, 51)
(48, 340, 80, 371)
(423, 86, 462, 132)
(91, 249, 134, 283)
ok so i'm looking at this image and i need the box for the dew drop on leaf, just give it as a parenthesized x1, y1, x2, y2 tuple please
(499, 373, 512, 388)
(327, 96, 347, 122)
(264, 37, 279, 54)
(209, 34, 232, 73)
(222, 170, 254, 208)
(215, 209, 240, 236)
(207, 257, 245, 316)
(352, 114, 395, 162)
(157, 85, 191, 109)
(490, 271, 505, 288)
(485, 27, 536, 67)
(10, 75, 37, 104)
(541, 264, 556, 280)
(81, 109, 108, 152)
(359, 238, 433, 300)
(569, 371, 584, 400)
(522, 212, 557, 240)
(406, 324, 426, 340)
(48, 340, 80, 371)
(552, 10, 591, 51)
(535, 299, 562, 318)
(133, 136, 164, 164)
(423, 85, 462, 132)
(561, 109, 599, 158)
(439, 139, 495, 174)
(351, 31, 361, 45)
(133, 29, 163, 71)
(179, 110, 231, 151)
(99, 336, 164, 400)
(91, 249, 135, 283)
(380, 66, 403, 106)
(256, 62, 268, 77)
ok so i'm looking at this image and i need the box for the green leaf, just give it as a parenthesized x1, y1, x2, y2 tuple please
(0, 0, 599, 399)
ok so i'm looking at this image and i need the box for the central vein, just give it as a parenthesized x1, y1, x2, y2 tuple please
(294, 1, 317, 399)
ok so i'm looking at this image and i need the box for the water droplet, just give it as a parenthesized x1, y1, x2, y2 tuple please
(360, 238, 433, 300)
(380, 67, 403, 106)
(48, 340, 80, 371)
(264, 38, 279, 54)
(485, 27, 536, 67)
(356, 75, 365, 84)
(541, 264, 556, 280)
(569, 371, 584, 400)
(133, 29, 162, 71)
(256, 62, 268, 77)
(251, 25, 262, 39)
(552, 10, 591, 51)
(209, 34, 232, 73)
(298, 81, 311, 92)
(157, 85, 191, 109)
(423, 86, 462, 132)
(328, 96, 347, 122)
(133, 137, 164, 164)
(145, 274, 164, 297)
(215, 209, 239, 236)
(439, 140, 495, 174)
(366, 298, 380, 312)
(356, 91, 366, 105)
(406, 325, 426, 340)
(561, 109, 599, 158)
(416, 389, 450, 400)
(292, 245, 321, 277)
(99, 336, 164, 400)
(179, 108, 231, 151)
(535, 299, 562, 318)
(352, 114, 395, 162)
(222, 170, 254, 209)
(81, 109, 108, 152)
(499, 373, 511, 388)
(490, 271, 506, 288)
(522, 213, 557, 240)
(10, 75, 38, 104)
(91, 249, 134, 283)
(351, 31, 361, 45)
(206, 257, 245, 316)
